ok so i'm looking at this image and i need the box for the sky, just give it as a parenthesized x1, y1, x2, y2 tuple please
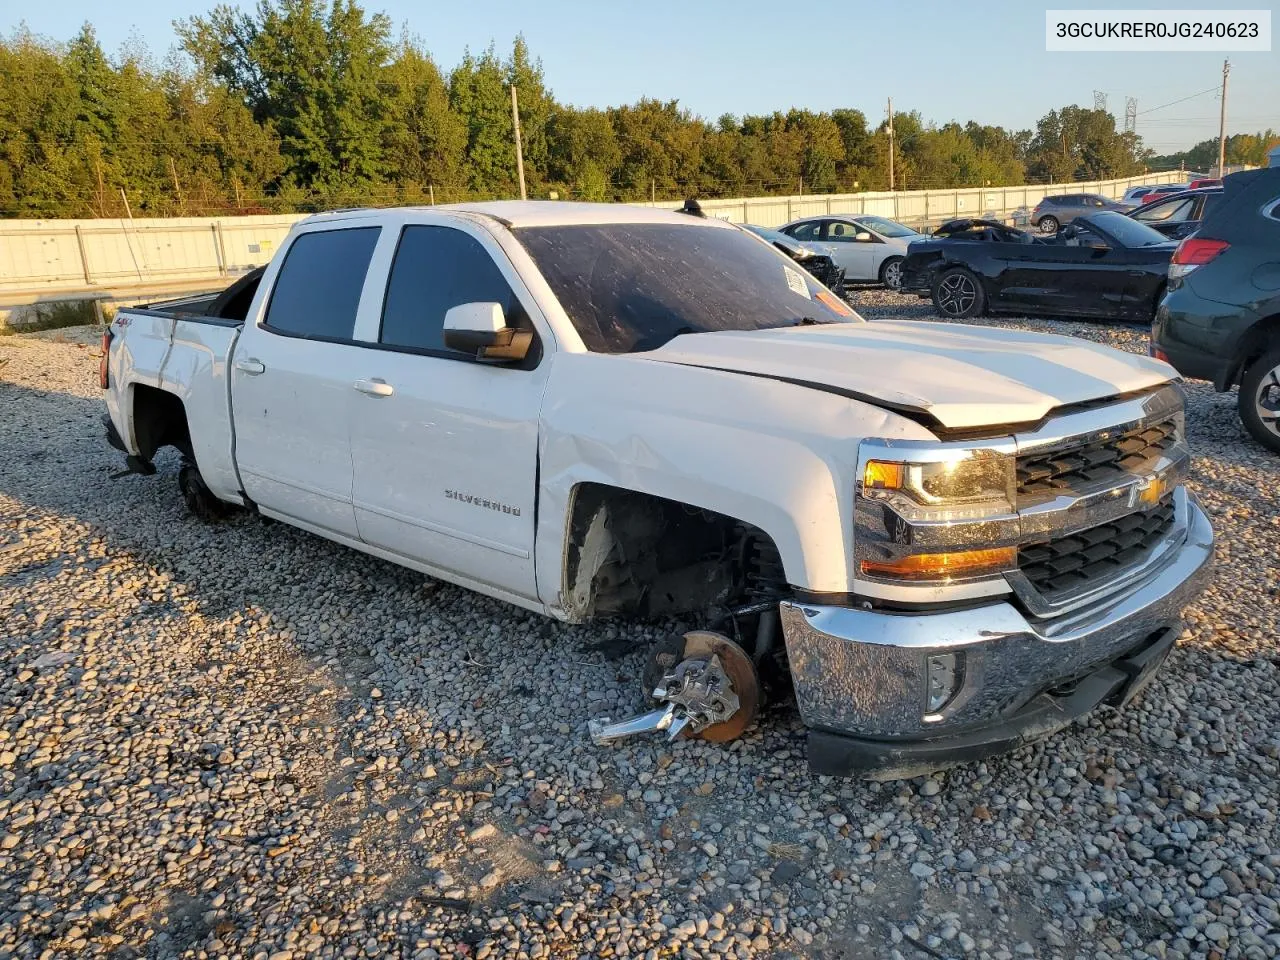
(7, 0, 1279, 153)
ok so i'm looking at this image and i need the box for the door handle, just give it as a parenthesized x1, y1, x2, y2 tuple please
(354, 378, 394, 397)
(234, 358, 265, 375)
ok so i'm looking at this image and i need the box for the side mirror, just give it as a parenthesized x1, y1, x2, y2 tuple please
(442, 301, 532, 362)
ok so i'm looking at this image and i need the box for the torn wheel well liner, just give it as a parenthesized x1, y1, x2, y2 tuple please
(562, 482, 787, 621)
(129, 385, 194, 464)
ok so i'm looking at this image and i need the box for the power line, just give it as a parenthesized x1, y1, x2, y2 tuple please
(1138, 86, 1220, 116)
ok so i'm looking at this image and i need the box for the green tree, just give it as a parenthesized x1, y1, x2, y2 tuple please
(449, 44, 516, 196)
(545, 106, 620, 199)
(382, 34, 466, 200)
(178, 0, 394, 198)
(1026, 106, 1144, 182)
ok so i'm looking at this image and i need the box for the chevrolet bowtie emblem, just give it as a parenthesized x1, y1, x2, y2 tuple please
(1133, 474, 1169, 508)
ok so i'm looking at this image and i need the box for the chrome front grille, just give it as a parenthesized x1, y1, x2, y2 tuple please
(1016, 418, 1180, 506)
(1018, 498, 1177, 600)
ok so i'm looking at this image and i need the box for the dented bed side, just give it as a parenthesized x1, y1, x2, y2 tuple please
(105, 310, 244, 503)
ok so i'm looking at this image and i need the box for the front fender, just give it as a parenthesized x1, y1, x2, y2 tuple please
(534, 352, 936, 615)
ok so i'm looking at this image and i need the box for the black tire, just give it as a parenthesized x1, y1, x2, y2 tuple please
(1037, 215, 1059, 234)
(178, 461, 228, 522)
(931, 267, 986, 319)
(1237, 345, 1280, 454)
(879, 256, 905, 291)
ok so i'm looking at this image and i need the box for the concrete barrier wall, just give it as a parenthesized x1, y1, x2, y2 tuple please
(0, 171, 1201, 297)
(626, 171, 1193, 226)
(0, 215, 304, 297)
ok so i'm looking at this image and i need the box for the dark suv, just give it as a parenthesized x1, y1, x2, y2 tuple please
(1151, 168, 1280, 452)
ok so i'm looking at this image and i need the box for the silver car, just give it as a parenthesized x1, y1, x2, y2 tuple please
(777, 215, 923, 289)
(1030, 193, 1133, 234)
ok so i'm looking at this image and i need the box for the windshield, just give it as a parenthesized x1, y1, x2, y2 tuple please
(516, 222, 856, 353)
(854, 215, 918, 238)
(1084, 211, 1170, 248)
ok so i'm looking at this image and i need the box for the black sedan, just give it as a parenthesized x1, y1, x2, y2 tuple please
(900, 212, 1175, 322)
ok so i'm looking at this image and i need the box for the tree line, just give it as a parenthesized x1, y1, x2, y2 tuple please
(1150, 132, 1280, 175)
(0, 0, 1209, 219)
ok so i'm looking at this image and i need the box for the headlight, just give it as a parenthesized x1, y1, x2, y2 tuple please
(863, 456, 1013, 506)
(855, 444, 1018, 587)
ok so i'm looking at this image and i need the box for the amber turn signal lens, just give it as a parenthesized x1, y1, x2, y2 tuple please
(860, 546, 1016, 581)
(863, 460, 903, 490)
(815, 288, 854, 317)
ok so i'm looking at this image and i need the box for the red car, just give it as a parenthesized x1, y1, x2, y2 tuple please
(1139, 183, 1190, 205)
(1188, 177, 1222, 190)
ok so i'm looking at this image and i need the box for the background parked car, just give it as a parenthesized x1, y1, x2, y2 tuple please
(901, 212, 1174, 322)
(1128, 187, 1223, 240)
(1137, 183, 1191, 206)
(1030, 193, 1133, 233)
(742, 224, 846, 294)
(777, 215, 923, 289)
(1188, 177, 1222, 190)
(1122, 185, 1157, 205)
(1151, 168, 1280, 452)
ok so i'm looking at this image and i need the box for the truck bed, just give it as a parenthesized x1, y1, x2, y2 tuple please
(130, 266, 264, 328)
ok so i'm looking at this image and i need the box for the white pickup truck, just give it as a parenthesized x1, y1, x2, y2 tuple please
(103, 201, 1213, 778)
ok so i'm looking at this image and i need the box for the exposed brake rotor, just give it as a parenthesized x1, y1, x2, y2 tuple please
(589, 631, 760, 746)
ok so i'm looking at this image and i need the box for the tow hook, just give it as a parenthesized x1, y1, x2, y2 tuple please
(589, 631, 759, 746)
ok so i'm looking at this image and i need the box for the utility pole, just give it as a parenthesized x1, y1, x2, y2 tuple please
(510, 84, 527, 201)
(118, 188, 145, 281)
(886, 97, 895, 191)
(1124, 97, 1137, 135)
(1217, 59, 1231, 177)
(1093, 90, 1107, 113)
(428, 184, 435, 206)
(168, 157, 184, 212)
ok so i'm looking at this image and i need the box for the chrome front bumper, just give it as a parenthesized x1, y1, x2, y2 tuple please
(780, 497, 1213, 772)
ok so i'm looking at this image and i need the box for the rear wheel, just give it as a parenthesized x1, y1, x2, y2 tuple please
(1238, 345, 1280, 454)
(931, 267, 986, 319)
(880, 256, 905, 291)
(1038, 215, 1059, 234)
(179, 461, 227, 522)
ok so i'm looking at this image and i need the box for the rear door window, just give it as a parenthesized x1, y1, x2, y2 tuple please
(1134, 197, 1195, 223)
(379, 225, 524, 355)
(786, 220, 823, 242)
(826, 221, 868, 241)
(264, 227, 380, 340)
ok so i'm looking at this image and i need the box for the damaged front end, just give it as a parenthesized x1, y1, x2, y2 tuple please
(590, 386, 1214, 779)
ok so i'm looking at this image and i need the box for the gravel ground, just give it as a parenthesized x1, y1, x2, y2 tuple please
(1, 307, 1278, 960)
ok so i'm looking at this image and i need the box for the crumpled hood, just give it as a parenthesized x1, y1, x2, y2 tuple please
(643, 320, 1176, 430)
